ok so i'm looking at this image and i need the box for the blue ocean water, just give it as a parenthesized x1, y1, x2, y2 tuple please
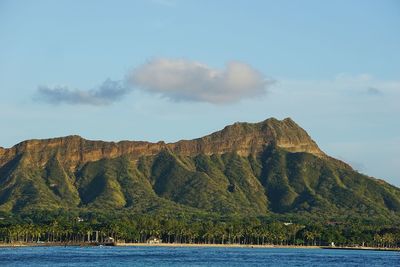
(0, 246, 399, 266)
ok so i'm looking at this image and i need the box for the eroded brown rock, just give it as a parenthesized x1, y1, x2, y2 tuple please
(0, 118, 325, 170)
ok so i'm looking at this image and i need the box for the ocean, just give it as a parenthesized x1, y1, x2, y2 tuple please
(0, 246, 399, 266)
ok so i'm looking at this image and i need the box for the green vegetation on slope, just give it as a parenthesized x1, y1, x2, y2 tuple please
(1, 117, 400, 223)
(1, 144, 400, 222)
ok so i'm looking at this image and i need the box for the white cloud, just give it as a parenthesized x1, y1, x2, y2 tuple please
(129, 58, 272, 104)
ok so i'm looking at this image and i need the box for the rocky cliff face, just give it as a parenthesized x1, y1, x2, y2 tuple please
(171, 118, 324, 157)
(0, 118, 324, 171)
(3, 117, 397, 216)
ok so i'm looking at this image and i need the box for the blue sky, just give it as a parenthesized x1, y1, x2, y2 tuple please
(0, 0, 399, 185)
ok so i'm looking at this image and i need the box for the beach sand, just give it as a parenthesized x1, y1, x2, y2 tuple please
(0, 242, 398, 251)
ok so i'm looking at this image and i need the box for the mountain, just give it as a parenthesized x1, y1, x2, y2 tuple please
(1, 117, 400, 218)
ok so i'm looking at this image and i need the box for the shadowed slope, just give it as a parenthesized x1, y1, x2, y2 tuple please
(0, 117, 398, 218)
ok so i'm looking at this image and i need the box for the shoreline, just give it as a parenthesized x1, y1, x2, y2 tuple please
(1, 242, 399, 251)
(116, 242, 320, 249)
(115, 243, 400, 251)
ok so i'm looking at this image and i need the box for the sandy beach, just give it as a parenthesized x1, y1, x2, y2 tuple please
(0, 242, 318, 249)
(115, 242, 319, 249)
(1, 242, 399, 252)
(115, 243, 400, 251)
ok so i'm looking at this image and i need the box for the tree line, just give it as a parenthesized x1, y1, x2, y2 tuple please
(1, 212, 400, 247)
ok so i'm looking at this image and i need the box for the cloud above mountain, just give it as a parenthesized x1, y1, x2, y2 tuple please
(35, 58, 271, 105)
(36, 79, 130, 106)
(129, 58, 272, 104)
